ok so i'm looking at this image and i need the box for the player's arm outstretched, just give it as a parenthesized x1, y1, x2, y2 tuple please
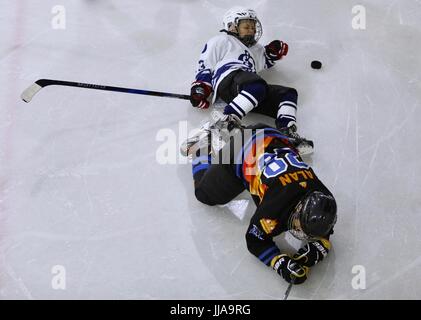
(245, 214, 309, 285)
(246, 221, 332, 285)
(263, 40, 289, 69)
(245, 191, 334, 286)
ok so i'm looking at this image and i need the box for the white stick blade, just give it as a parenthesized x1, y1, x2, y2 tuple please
(21, 83, 42, 103)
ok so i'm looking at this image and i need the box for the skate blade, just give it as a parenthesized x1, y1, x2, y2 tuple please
(297, 143, 314, 156)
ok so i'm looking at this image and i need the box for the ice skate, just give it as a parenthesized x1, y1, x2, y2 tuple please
(180, 111, 243, 157)
(278, 123, 314, 156)
(180, 120, 212, 157)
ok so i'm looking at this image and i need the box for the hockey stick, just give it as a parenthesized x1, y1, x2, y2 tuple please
(283, 277, 295, 300)
(283, 282, 293, 300)
(21, 79, 190, 103)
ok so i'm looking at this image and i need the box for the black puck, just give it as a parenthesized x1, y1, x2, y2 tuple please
(311, 60, 322, 69)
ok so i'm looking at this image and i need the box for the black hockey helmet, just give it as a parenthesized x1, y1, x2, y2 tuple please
(288, 191, 337, 241)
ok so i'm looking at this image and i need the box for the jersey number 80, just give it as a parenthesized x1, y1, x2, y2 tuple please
(259, 151, 309, 179)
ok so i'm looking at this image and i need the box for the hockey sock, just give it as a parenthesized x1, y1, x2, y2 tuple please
(275, 90, 298, 129)
(224, 82, 266, 118)
(192, 151, 212, 183)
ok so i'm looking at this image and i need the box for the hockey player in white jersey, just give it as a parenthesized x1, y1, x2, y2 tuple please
(182, 7, 313, 157)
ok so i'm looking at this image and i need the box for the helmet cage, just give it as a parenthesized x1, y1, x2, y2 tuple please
(288, 202, 314, 241)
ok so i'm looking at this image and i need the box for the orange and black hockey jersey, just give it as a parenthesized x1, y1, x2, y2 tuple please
(235, 127, 333, 265)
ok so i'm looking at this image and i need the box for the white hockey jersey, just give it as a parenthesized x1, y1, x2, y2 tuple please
(194, 33, 276, 102)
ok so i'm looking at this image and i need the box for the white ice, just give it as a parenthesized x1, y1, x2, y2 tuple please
(1, 0, 421, 299)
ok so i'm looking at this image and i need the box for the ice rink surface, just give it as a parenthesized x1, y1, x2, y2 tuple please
(1, 0, 421, 299)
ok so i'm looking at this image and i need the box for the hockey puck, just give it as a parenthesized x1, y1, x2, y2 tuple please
(311, 60, 322, 69)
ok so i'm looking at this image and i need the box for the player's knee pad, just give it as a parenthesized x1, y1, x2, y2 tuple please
(242, 81, 267, 103)
(283, 88, 298, 102)
(194, 188, 217, 206)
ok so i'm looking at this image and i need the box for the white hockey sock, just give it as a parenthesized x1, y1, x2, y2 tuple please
(225, 90, 258, 118)
(276, 101, 297, 127)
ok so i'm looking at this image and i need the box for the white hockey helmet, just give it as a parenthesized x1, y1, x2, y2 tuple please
(222, 6, 262, 46)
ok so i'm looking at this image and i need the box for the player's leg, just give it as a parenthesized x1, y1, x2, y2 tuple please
(252, 85, 314, 155)
(217, 70, 268, 120)
(250, 84, 297, 128)
(181, 71, 269, 158)
(191, 130, 245, 206)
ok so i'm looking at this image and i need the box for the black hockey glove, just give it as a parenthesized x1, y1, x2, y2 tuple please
(271, 254, 308, 285)
(190, 81, 212, 109)
(265, 40, 289, 61)
(293, 239, 331, 267)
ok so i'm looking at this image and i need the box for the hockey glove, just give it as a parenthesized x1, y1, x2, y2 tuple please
(293, 239, 331, 267)
(190, 81, 212, 109)
(271, 254, 308, 285)
(265, 40, 289, 61)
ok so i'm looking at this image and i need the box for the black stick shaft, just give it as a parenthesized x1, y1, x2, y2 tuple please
(37, 79, 190, 100)
(21, 78, 190, 103)
(283, 282, 293, 300)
